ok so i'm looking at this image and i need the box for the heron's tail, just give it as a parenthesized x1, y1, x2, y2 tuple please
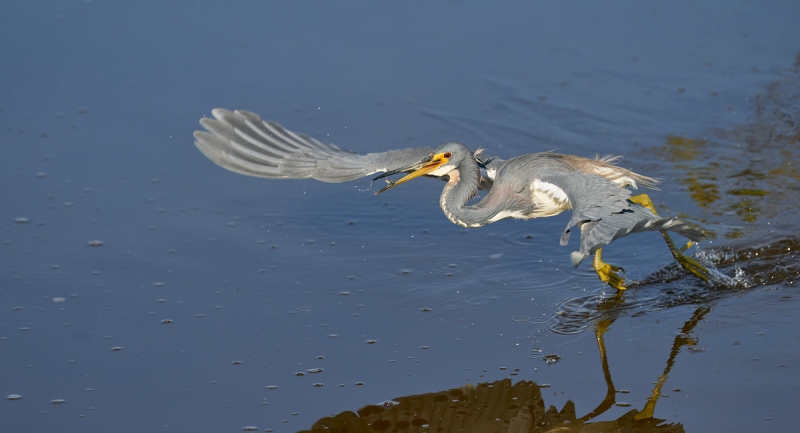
(568, 206, 707, 267)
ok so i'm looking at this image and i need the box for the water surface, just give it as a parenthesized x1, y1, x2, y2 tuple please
(2, 1, 798, 432)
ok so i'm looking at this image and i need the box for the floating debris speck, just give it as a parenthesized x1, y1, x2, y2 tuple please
(543, 354, 561, 365)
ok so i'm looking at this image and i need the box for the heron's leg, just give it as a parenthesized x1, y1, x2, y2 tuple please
(629, 194, 709, 283)
(592, 249, 627, 290)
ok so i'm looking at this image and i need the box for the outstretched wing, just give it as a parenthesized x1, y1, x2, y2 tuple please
(194, 108, 434, 183)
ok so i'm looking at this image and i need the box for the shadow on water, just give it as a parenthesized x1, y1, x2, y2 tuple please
(300, 306, 707, 433)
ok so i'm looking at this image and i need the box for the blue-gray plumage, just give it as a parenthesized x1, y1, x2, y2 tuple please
(194, 108, 435, 183)
(194, 108, 709, 290)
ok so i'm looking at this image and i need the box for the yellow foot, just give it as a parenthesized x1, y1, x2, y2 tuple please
(664, 233, 710, 283)
(593, 249, 627, 290)
(630, 193, 711, 283)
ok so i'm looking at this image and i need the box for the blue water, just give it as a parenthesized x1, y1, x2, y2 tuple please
(2, 1, 798, 432)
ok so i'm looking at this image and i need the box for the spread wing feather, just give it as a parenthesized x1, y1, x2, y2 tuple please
(194, 108, 434, 183)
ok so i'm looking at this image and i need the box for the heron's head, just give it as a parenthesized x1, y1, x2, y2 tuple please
(373, 142, 471, 194)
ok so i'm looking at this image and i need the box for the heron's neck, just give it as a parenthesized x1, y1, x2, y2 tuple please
(440, 157, 497, 228)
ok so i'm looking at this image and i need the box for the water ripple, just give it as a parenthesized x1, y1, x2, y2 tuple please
(546, 235, 798, 334)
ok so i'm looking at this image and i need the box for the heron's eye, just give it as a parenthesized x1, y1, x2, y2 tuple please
(444, 152, 452, 158)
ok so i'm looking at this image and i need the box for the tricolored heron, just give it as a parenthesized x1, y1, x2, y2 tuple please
(194, 108, 709, 290)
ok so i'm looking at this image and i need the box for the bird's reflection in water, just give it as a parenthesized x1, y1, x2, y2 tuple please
(299, 306, 709, 433)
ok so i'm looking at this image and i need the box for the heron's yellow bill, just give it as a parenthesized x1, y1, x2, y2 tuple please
(374, 152, 451, 194)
